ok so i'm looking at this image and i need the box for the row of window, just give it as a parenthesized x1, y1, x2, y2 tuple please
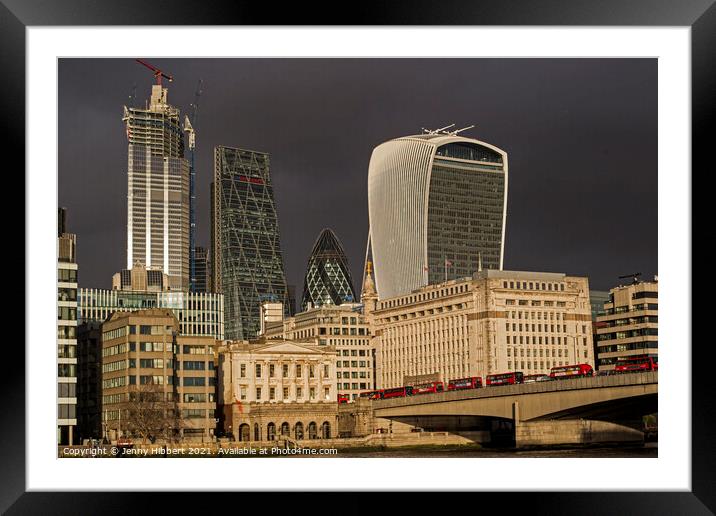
(380, 284, 471, 310)
(239, 385, 331, 401)
(503, 280, 565, 292)
(506, 323, 569, 333)
(507, 335, 585, 346)
(240, 363, 330, 379)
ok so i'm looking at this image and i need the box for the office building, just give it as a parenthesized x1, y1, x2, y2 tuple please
(123, 84, 190, 290)
(595, 278, 658, 370)
(262, 304, 374, 401)
(58, 209, 78, 444)
(101, 309, 218, 442)
(217, 340, 338, 441)
(589, 290, 611, 369)
(367, 130, 508, 299)
(211, 146, 289, 340)
(193, 246, 209, 293)
(301, 228, 357, 311)
(77, 322, 102, 441)
(372, 270, 594, 389)
(82, 264, 224, 339)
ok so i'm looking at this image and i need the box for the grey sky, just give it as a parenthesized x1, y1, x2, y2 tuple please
(58, 58, 657, 296)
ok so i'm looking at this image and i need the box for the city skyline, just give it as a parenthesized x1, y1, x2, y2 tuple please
(58, 58, 657, 297)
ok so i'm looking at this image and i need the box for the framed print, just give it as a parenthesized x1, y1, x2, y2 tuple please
(4, 0, 710, 512)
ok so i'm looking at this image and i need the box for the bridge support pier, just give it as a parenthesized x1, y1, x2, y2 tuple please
(514, 419, 644, 448)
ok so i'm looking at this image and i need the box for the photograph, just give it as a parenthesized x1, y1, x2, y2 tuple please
(56, 57, 659, 460)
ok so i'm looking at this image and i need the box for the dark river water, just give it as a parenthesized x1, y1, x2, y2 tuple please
(330, 443, 657, 458)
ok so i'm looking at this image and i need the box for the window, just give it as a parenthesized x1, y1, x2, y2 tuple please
(269, 364, 275, 377)
(255, 364, 262, 378)
(282, 364, 288, 378)
(296, 387, 303, 399)
(296, 365, 302, 378)
(270, 387, 276, 400)
(283, 387, 289, 399)
(256, 387, 262, 400)
(240, 364, 246, 378)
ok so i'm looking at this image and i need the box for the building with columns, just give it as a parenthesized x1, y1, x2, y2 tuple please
(218, 340, 338, 441)
(372, 270, 595, 389)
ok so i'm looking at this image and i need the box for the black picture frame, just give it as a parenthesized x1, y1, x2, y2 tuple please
(4, 0, 708, 513)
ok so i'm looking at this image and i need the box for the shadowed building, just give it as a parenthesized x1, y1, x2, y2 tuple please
(211, 146, 290, 340)
(367, 129, 508, 299)
(301, 228, 357, 312)
(58, 208, 78, 444)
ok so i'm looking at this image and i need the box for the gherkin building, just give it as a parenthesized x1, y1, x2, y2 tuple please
(301, 229, 357, 311)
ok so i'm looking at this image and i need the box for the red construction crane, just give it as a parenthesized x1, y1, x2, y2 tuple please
(135, 58, 173, 86)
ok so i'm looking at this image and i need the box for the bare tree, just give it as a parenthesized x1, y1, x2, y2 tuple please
(123, 380, 182, 444)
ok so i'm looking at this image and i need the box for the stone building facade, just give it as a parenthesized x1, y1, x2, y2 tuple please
(218, 340, 338, 441)
(262, 305, 374, 401)
(372, 270, 595, 388)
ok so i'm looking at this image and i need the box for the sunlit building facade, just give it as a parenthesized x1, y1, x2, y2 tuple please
(367, 132, 508, 299)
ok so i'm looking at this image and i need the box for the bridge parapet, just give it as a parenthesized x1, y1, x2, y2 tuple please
(372, 372, 658, 410)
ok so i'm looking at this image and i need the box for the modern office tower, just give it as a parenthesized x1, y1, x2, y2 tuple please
(367, 130, 508, 299)
(286, 285, 297, 317)
(78, 286, 224, 340)
(589, 290, 611, 369)
(218, 340, 338, 441)
(123, 84, 190, 290)
(193, 246, 208, 293)
(371, 270, 594, 389)
(211, 146, 289, 340)
(595, 278, 658, 370)
(77, 322, 102, 441)
(58, 207, 67, 236)
(301, 228, 357, 312)
(57, 211, 78, 444)
(101, 309, 218, 442)
(261, 304, 374, 401)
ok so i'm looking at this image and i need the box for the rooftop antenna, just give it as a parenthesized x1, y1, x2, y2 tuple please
(422, 123, 455, 135)
(618, 272, 642, 285)
(449, 125, 475, 135)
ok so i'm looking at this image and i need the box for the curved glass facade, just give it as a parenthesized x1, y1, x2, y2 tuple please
(301, 229, 357, 311)
(368, 134, 508, 299)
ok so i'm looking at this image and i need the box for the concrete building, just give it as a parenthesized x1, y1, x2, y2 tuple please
(372, 270, 595, 389)
(595, 278, 658, 370)
(57, 208, 78, 444)
(589, 290, 611, 369)
(123, 84, 190, 290)
(112, 262, 169, 292)
(101, 309, 218, 442)
(211, 146, 290, 340)
(366, 130, 508, 299)
(78, 286, 224, 340)
(262, 304, 374, 401)
(218, 340, 338, 441)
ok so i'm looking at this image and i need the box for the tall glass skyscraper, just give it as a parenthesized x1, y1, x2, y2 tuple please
(301, 228, 357, 311)
(211, 146, 289, 340)
(367, 131, 508, 299)
(123, 84, 190, 290)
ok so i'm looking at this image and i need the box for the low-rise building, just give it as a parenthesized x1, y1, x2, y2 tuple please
(262, 304, 374, 401)
(218, 340, 338, 441)
(372, 270, 595, 389)
(595, 278, 658, 370)
(101, 309, 218, 442)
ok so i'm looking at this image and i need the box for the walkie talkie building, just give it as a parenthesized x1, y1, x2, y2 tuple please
(367, 131, 508, 299)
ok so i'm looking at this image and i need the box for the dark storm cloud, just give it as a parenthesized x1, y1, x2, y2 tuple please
(58, 58, 657, 295)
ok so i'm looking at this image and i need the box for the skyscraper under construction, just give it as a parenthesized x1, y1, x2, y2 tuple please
(211, 146, 289, 340)
(123, 83, 190, 290)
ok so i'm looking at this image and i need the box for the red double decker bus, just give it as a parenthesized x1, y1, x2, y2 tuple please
(358, 390, 384, 400)
(486, 372, 524, 386)
(549, 364, 594, 379)
(412, 381, 444, 395)
(337, 394, 349, 404)
(382, 386, 414, 399)
(447, 377, 483, 391)
(614, 355, 658, 373)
